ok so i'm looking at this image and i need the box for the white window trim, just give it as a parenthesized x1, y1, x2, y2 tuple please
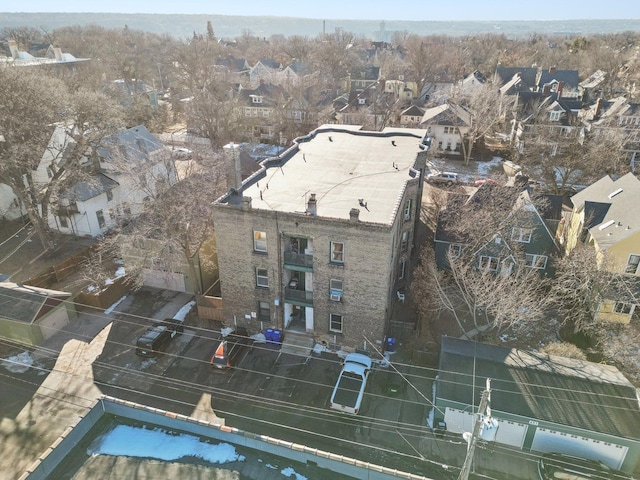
(329, 313, 343, 333)
(511, 227, 533, 243)
(399, 259, 406, 280)
(253, 230, 267, 252)
(329, 279, 343, 293)
(256, 268, 269, 287)
(525, 254, 548, 270)
(401, 231, 409, 251)
(330, 241, 344, 264)
(613, 302, 633, 315)
(625, 254, 640, 275)
(479, 256, 499, 271)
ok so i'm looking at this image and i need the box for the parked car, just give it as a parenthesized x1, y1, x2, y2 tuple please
(329, 353, 372, 414)
(210, 327, 250, 369)
(135, 318, 184, 357)
(538, 452, 632, 480)
(426, 171, 459, 185)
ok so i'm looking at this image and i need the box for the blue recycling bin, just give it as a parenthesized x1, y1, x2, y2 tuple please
(265, 328, 274, 344)
(386, 337, 396, 352)
(272, 329, 283, 345)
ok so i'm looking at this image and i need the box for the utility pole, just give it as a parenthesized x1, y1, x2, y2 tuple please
(458, 378, 492, 480)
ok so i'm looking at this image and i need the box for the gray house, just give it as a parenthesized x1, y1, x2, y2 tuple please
(434, 337, 640, 475)
(434, 183, 562, 276)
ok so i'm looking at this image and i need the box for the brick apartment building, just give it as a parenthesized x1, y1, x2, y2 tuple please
(213, 125, 429, 350)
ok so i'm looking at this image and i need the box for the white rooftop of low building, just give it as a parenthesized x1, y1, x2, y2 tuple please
(238, 125, 428, 226)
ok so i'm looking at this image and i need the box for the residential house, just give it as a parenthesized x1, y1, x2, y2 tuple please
(585, 97, 640, 172)
(0, 280, 74, 346)
(452, 69, 486, 98)
(565, 172, 640, 322)
(50, 125, 176, 237)
(344, 65, 381, 93)
(239, 83, 288, 142)
(214, 55, 251, 84)
(249, 59, 283, 87)
(578, 69, 607, 102)
(420, 72, 455, 105)
(213, 125, 429, 350)
(1, 39, 90, 67)
(420, 102, 471, 157)
(434, 183, 561, 276)
(335, 81, 399, 130)
(399, 105, 425, 128)
(434, 337, 640, 475)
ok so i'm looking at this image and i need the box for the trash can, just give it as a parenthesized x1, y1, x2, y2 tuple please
(272, 329, 283, 345)
(386, 337, 396, 353)
(265, 328, 274, 344)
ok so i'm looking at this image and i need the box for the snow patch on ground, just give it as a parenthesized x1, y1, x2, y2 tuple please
(251, 333, 266, 343)
(1, 351, 34, 373)
(172, 300, 196, 321)
(104, 295, 127, 315)
(87, 424, 245, 464)
(221, 327, 234, 337)
(313, 343, 329, 355)
(281, 467, 308, 480)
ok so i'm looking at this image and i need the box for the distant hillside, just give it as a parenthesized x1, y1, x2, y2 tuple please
(1, 12, 640, 40)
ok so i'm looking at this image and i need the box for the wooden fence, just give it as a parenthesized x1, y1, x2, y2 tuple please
(196, 294, 224, 321)
(75, 276, 130, 310)
(26, 246, 95, 288)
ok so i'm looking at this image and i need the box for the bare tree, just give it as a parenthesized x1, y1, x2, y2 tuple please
(412, 185, 552, 338)
(0, 68, 124, 250)
(93, 153, 226, 293)
(551, 246, 640, 332)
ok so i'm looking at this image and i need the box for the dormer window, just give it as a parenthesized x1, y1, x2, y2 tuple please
(358, 98, 366, 105)
(251, 95, 263, 104)
(549, 111, 561, 121)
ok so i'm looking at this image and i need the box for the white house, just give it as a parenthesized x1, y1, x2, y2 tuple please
(50, 125, 176, 237)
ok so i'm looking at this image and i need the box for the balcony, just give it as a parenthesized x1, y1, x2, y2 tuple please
(283, 251, 313, 271)
(284, 287, 313, 307)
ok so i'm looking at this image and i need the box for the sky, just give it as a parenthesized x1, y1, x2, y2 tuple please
(4, 0, 638, 21)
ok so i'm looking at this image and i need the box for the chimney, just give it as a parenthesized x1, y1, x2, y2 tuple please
(8, 40, 18, 59)
(594, 98, 603, 118)
(223, 142, 243, 191)
(556, 81, 564, 96)
(349, 208, 360, 222)
(549, 66, 556, 74)
(53, 47, 63, 61)
(241, 196, 252, 211)
(307, 193, 317, 215)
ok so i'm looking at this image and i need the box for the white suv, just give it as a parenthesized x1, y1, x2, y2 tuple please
(426, 171, 459, 185)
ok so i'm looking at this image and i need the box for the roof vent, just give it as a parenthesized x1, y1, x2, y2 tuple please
(608, 188, 623, 199)
(598, 220, 615, 230)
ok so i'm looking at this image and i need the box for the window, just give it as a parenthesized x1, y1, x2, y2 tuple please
(404, 199, 412, 221)
(330, 279, 343, 301)
(525, 254, 548, 269)
(106, 190, 113, 202)
(256, 268, 269, 288)
(401, 231, 409, 251)
(330, 241, 344, 264)
(258, 301, 270, 321)
(625, 254, 640, 274)
(253, 230, 267, 252)
(96, 210, 106, 229)
(449, 243, 462, 258)
(549, 111, 561, 121)
(511, 227, 533, 243)
(399, 259, 406, 279)
(329, 313, 343, 333)
(479, 256, 499, 271)
(614, 302, 633, 315)
(59, 216, 68, 228)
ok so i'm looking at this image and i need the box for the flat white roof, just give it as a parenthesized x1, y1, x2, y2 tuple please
(240, 126, 427, 225)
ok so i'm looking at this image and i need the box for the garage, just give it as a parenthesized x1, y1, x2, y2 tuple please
(531, 427, 628, 470)
(444, 408, 527, 448)
(142, 269, 186, 292)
